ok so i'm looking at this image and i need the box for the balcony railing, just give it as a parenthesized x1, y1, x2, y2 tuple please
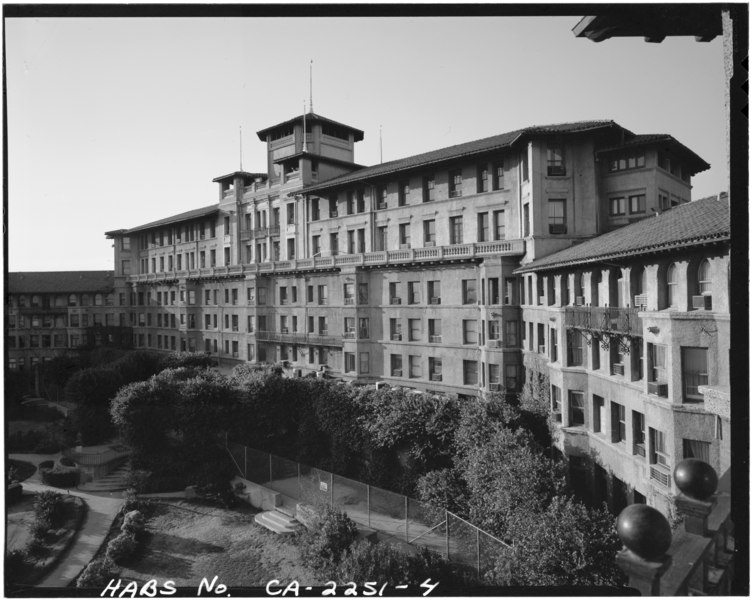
(254, 330, 343, 347)
(127, 240, 526, 284)
(564, 306, 642, 336)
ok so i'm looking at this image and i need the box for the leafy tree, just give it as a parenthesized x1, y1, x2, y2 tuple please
(159, 351, 216, 371)
(415, 468, 469, 520)
(298, 507, 359, 578)
(488, 496, 624, 587)
(65, 367, 123, 443)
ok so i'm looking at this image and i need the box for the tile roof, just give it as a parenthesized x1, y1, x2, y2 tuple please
(303, 120, 621, 193)
(111, 204, 220, 235)
(8, 271, 115, 294)
(596, 134, 709, 173)
(256, 111, 365, 142)
(515, 196, 730, 273)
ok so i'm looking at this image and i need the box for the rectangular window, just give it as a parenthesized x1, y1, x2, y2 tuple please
(567, 330, 583, 366)
(344, 283, 355, 305)
(375, 226, 387, 251)
(390, 318, 402, 340)
(463, 360, 479, 385)
(682, 439, 711, 463)
(409, 355, 421, 379)
(450, 216, 463, 244)
(632, 411, 646, 457)
(568, 391, 585, 427)
(477, 213, 489, 242)
(429, 357, 442, 382)
(346, 191, 355, 215)
(504, 320, 518, 346)
(318, 316, 327, 335)
(258, 288, 267, 305)
(423, 175, 435, 202)
(462, 279, 477, 304)
(611, 402, 626, 443)
(428, 280, 441, 304)
(492, 160, 504, 190)
(550, 328, 558, 362)
(477, 165, 488, 193)
(280, 287, 289, 305)
(409, 319, 421, 342)
(330, 232, 339, 256)
(318, 285, 328, 305)
(523, 204, 530, 237)
(462, 320, 478, 345)
(399, 223, 411, 248)
(592, 395, 605, 433)
(423, 220, 436, 246)
(649, 428, 669, 467)
(548, 199, 566, 234)
(345, 353, 356, 373)
(682, 347, 708, 402)
(359, 352, 370, 374)
(408, 282, 420, 305)
(398, 181, 410, 206)
(356, 189, 365, 213)
(609, 197, 626, 216)
(505, 364, 518, 391)
(449, 169, 463, 198)
(427, 319, 442, 343)
(311, 198, 320, 221)
(357, 229, 365, 253)
(648, 343, 667, 383)
(389, 282, 400, 304)
(358, 318, 369, 339)
(312, 235, 321, 255)
(492, 210, 505, 241)
(629, 194, 646, 214)
(391, 354, 403, 377)
(547, 142, 565, 176)
(376, 186, 387, 210)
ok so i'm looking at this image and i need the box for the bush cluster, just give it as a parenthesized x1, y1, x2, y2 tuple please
(105, 532, 138, 565)
(297, 507, 359, 578)
(29, 491, 66, 541)
(39, 464, 79, 488)
(76, 557, 116, 588)
(121, 510, 145, 537)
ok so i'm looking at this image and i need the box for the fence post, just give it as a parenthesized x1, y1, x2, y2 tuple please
(445, 513, 450, 560)
(405, 496, 409, 543)
(476, 528, 481, 578)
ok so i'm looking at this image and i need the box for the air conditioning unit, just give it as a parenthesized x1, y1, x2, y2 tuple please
(649, 466, 671, 487)
(391, 334, 402, 341)
(280, 328, 289, 334)
(425, 241, 435, 247)
(549, 224, 567, 234)
(430, 297, 441, 305)
(392, 370, 403, 377)
(647, 381, 668, 397)
(377, 203, 387, 210)
(487, 339, 500, 349)
(538, 345, 546, 354)
(611, 363, 625, 376)
(430, 374, 443, 382)
(575, 296, 585, 306)
(634, 294, 648, 309)
(489, 383, 502, 392)
(692, 295, 712, 310)
(429, 335, 442, 343)
(539, 295, 546, 305)
(552, 411, 562, 423)
(330, 211, 338, 218)
(344, 331, 355, 339)
(390, 297, 402, 305)
(344, 298, 355, 305)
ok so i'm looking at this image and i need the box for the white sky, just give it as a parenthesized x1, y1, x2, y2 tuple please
(5, 15, 727, 271)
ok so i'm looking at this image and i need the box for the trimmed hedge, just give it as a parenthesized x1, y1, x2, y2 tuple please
(105, 532, 137, 565)
(76, 558, 116, 588)
(39, 465, 79, 488)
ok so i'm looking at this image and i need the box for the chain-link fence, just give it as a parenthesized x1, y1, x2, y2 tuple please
(226, 440, 510, 579)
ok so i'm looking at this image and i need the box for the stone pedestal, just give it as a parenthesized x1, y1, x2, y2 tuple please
(676, 493, 715, 536)
(616, 548, 672, 595)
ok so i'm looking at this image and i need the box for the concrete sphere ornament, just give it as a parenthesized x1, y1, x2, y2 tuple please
(674, 459, 718, 501)
(616, 504, 672, 560)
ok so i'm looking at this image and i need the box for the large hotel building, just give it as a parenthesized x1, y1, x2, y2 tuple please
(9, 110, 730, 515)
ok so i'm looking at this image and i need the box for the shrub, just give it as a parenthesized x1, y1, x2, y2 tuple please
(336, 541, 412, 585)
(28, 519, 50, 543)
(7, 482, 24, 505)
(76, 558, 116, 588)
(105, 532, 137, 565)
(298, 507, 359, 577)
(39, 465, 79, 488)
(59, 457, 76, 467)
(34, 491, 66, 528)
(38, 460, 55, 470)
(6, 549, 33, 585)
(121, 510, 145, 536)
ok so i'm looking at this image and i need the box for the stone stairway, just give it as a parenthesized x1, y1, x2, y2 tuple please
(254, 510, 303, 535)
(78, 460, 132, 492)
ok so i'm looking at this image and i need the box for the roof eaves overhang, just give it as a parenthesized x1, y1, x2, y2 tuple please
(514, 234, 730, 275)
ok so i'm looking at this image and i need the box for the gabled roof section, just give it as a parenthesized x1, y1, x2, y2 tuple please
(110, 204, 219, 235)
(257, 112, 365, 142)
(212, 171, 267, 184)
(515, 196, 730, 274)
(597, 133, 710, 174)
(303, 120, 621, 194)
(9, 271, 115, 294)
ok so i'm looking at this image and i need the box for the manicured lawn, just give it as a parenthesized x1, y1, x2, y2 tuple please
(9, 459, 37, 482)
(117, 501, 320, 587)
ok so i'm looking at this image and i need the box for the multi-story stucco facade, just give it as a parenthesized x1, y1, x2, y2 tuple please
(97, 109, 729, 514)
(6, 271, 132, 373)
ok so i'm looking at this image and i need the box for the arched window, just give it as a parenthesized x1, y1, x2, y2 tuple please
(68, 294, 77, 307)
(640, 267, 647, 295)
(94, 293, 103, 306)
(698, 260, 712, 295)
(666, 264, 678, 308)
